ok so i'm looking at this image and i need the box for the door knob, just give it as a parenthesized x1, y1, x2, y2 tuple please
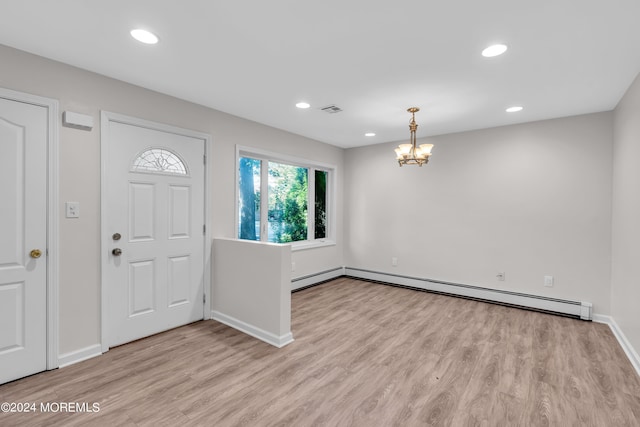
(112, 248, 122, 256)
(30, 249, 42, 259)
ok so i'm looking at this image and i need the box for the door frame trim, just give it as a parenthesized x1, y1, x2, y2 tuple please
(0, 87, 60, 370)
(100, 111, 212, 353)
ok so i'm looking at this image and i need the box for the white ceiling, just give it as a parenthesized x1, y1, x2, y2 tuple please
(2, 1, 640, 148)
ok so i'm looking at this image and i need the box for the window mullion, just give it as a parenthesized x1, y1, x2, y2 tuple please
(260, 160, 269, 241)
(326, 172, 330, 239)
(308, 168, 315, 241)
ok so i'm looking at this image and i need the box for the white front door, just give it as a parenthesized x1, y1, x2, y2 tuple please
(104, 117, 206, 347)
(0, 97, 47, 384)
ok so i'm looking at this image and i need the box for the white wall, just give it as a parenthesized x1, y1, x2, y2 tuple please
(213, 238, 292, 347)
(612, 72, 640, 355)
(0, 44, 344, 356)
(345, 112, 613, 314)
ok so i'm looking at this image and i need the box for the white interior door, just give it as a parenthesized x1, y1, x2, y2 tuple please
(0, 97, 48, 384)
(105, 119, 206, 347)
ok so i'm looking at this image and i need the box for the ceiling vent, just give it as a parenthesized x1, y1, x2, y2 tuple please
(320, 104, 343, 114)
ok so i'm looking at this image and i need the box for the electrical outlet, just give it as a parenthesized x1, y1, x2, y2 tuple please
(544, 275, 554, 287)
(291, 262, 296, 272)
(391, 257, 398, 267)
(496, 272, 505, 281)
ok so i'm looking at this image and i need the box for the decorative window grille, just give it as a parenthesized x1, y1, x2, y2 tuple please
(131, 148, 188, 175)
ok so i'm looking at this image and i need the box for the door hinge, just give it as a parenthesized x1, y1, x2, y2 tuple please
(203, 154, 206, 165)
(203, 224, 206, 235)
(203, 293, 206, 304)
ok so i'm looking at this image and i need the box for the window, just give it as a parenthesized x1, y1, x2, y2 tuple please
(237, 147, 334, 248)
(267, 161, 308, 243)
(131, 147, 188, 175)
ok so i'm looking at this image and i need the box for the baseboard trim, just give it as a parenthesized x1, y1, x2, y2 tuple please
(58, 344, 102, 368)
(593, 314, 640, 378)
(345, 267, 592, 320)
(292, 267, 345, 291)
(592, 313, 611, 324)
(211, 310, 294, 348)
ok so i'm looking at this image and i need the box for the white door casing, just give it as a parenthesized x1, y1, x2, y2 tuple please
(0, 88, 58, 384)
(101, 112, 211, 349)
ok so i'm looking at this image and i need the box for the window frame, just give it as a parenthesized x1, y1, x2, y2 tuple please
(235, 145, 336, 251)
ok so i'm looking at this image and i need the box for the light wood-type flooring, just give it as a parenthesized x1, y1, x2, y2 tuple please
(1, 277, 639, 426)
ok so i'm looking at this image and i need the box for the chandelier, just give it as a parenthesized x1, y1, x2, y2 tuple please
(394, 107, 433, 166)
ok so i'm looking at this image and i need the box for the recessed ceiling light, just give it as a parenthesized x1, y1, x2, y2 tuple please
(130, 29, 159, 45)
(296, 102, 310, 109)
(365, 133, 376, 137)
(482, 44, 508, 57)
(506, 106, 523, 113)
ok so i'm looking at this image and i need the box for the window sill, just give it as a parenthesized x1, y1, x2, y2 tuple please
(291, 239, 336, 252)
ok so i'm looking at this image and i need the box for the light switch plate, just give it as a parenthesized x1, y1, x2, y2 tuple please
(65, 202, 80, 218)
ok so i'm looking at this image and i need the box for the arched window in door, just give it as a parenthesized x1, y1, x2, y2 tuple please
(131, 147, 188, 176)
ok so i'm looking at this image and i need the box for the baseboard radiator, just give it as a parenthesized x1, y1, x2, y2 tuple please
(292, 267, 345, 292)
(344, 267, 593, 320)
